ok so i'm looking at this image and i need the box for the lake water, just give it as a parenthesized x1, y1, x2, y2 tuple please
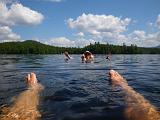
(0, 55, 160, 120)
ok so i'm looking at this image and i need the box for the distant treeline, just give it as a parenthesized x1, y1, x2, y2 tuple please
(0, 40, 160, 54)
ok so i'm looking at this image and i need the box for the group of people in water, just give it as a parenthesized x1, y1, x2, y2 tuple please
(64, 50, 95, 63)
(64, 50, 111, 63)
(0, 51, 160, 120)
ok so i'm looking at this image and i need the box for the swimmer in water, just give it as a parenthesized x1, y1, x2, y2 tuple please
(81, 51, 94, 63)
(106, 52, 111, 61)
(64, 51, 71, 62)
(0, 73, 43, 120)
(109, 70, 160, 120)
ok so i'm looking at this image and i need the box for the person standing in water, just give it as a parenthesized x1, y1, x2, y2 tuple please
(0, 73, 43, 120)
(109, 69, 160, 120)
(64, 51, 71, 62)
(81, 51, 94, 63)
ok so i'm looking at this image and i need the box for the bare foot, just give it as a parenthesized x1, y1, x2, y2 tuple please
(109, 70, 160, 120)
(26, 72, 38, 87)
(109, 70, 127, 86)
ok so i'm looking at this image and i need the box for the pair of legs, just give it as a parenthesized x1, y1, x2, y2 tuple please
(1, 70, 160, 120)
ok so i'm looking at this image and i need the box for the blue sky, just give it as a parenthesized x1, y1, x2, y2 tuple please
(0, 0, 160, 47)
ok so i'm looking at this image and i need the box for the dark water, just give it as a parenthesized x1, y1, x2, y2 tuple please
(0, 55, 160, 120)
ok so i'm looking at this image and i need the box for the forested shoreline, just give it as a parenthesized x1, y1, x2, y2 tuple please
(0, 40, 160, 54)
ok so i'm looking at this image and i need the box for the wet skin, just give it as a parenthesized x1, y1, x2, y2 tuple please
(1, 70, 160, 120)
(109, 70, 160, 120)
(0, 73, 43, 120)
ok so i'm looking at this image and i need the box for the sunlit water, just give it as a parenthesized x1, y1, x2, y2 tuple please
(0, 55, 160, 120)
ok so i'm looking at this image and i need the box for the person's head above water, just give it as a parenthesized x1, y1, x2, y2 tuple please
(81, 51, 94, 63)
(84, 51, 92, 56)
(83, 51, 92, 57)
(64, 51, 69, 55)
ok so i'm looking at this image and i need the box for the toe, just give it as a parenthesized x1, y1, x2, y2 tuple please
(31, 72, 36, 79)
(109, 70, 115, 75)
(109, 70, 116, 78)
(30, 72, 37, 84)
(27, 74, 31, 81)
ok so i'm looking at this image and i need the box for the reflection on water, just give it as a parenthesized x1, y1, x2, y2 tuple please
(0, 55, 160, 120)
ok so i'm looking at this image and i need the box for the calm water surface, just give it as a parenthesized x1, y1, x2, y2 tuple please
(0, 55, 160, 120)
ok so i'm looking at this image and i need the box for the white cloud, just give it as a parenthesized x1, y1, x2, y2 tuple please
(67, 13, 131, 36)
(74, 38, 95, 47)
(76, 32, 84, 37)
(0, 2, 44, 26)
(67, 13, 131, 45)
(45, 14, 159, 47)
(67, 13, 160, 47)
(156, 14, 160, 29)
(0, 0, 15, 4)
(45, 37, 96, 47)
(0, 1, 44, 42)
(131, 15, 160, 47)
(128, 30, 160, 47)
(130, 30, 146, 40)
(0, 26, 20, 42)
(47, 37, 76, 47)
